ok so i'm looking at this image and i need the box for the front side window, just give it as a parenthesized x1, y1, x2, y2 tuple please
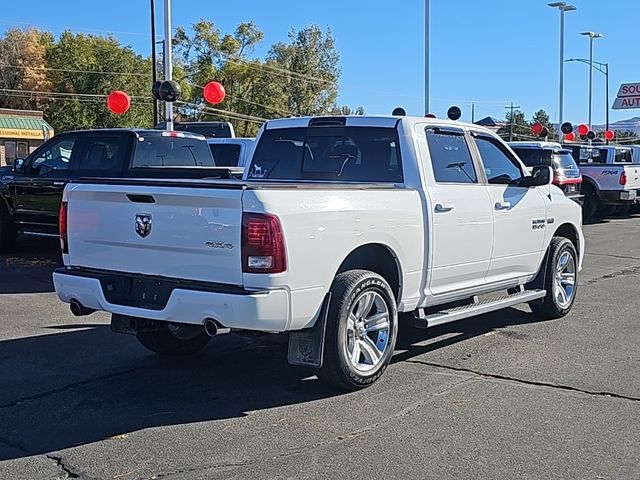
(248, 127, 403, 182)
(425, 128, 477, 183)
(475, 136, 523, 185)
(29, 137, 75, 176)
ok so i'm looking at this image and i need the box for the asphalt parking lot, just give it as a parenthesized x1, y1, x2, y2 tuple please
(0, 217, 639, 480)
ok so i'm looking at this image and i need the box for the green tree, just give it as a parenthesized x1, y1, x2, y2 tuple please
(613, 130, 637, 145)
(330, 105, 365, 115)
(0, 28, 53, 110)
(531, 109, 556, 139)
(44, 31, 152, 132)
(497, 109, 529, 141)
(267, 26, 340, 117)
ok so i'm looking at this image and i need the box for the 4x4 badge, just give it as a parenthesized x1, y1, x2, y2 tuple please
(135, 213, 152, 238)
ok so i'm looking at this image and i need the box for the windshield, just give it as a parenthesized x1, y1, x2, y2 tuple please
(511, 148, 552, 167)
(132, 135, 215, 168)
(552, 152, 579, 170)
(249, 127, 403, 182)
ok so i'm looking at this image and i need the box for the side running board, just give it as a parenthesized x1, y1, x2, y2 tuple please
(413, 289, 546, 329)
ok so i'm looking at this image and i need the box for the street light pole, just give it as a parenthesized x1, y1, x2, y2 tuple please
(581, 31, 604, 130)
(164, 0, 174, 130)
(565, 58, 610, 142)
(424, 0, 430, 115)
(549, 3, 576, 137)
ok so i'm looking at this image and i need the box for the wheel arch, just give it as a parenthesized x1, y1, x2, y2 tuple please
(552, 222, 580, 255)
(335, 243, 403, 303)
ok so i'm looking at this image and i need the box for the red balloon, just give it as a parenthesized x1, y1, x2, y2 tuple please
(106, 90, 131, 115)
(577, 124, 589, 136)
(203, 81, 226, 105)
(564, 132, 576, 141)
(531, 122, 544, 135)
(425, 113, 436, 118)
(605, 130, 615, 140)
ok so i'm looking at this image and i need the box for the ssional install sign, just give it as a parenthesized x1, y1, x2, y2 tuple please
(613, 83, 640, 109)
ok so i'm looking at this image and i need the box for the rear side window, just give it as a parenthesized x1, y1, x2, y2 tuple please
(248, 127, 402, 182)
(76, 136, 126, 174)
(425, 128, 477, 183)
(511, 148, 552, 167)
(209, 144, 241, 167)
(132, 135, 215, 167)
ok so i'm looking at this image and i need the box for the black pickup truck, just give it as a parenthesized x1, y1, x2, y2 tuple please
(0, 128, 239, 251)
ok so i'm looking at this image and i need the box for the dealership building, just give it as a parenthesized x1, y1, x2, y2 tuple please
(0, 108, 54, 166)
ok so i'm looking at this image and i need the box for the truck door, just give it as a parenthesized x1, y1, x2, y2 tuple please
(10, 134, 77, 234)
(472, 133, 546, 283)
(421, 126, 494, 295)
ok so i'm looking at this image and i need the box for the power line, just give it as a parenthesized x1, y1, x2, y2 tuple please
(0, 64, 150, 77)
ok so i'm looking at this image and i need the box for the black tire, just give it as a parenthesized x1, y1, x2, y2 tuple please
(136, 323, 210, 355)
(530, 237, 578, 319)
(317, 270, 398, 391)
(581, 185, 597, 222)
(0, 203, 17, 253)
(630, 204, 640, 215)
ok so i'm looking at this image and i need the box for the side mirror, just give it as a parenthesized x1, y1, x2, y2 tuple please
(13, 158, 26, 174)
(521, 165, 552, 188)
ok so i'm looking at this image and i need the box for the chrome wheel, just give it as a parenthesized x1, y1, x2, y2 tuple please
(553, 251, 576, 309)
(345, 291, 391, 373)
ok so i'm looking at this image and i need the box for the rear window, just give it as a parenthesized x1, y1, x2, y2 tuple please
(209, 144, 241, 167)
(132, 135, 215, 168)
(76, 136, 126, 174)
(552, 152, 579, 170)
(614, 149, 632, 163)
(248, 127, 402, 182)
(511, 148, 552, 167)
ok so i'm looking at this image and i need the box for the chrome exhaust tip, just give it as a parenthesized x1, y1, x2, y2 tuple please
(70, 299, 95, 317)
(204, 319, 230, 337)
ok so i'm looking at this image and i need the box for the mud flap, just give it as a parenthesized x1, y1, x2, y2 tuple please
(287, 293, 331, 368)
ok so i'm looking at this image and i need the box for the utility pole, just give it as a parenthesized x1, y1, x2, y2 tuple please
(163, 0, 173, 130)
(505, 102, 521, 142)
(471, 103, 475, 124)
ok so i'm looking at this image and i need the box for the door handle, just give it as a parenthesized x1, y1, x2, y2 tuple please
(495, 201, 511, 210)
(434, 203, 454, 212)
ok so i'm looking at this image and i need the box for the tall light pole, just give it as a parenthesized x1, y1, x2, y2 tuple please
(566, 58, 610, 141)
(164, 0, 174, 130)
(150, 0, 158, 126)
(548, 2, 576, 135)
(424, 0, 430, 115)
(581, 31, 604, 130)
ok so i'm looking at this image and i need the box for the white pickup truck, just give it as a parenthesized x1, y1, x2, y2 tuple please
(54, 116, 584, 390)
(564, 144, 640, 218)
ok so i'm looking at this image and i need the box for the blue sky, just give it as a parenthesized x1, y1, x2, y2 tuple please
(4, 0, 638, 125)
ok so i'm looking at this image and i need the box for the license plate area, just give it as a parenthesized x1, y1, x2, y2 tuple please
(100, 275, 176, 310)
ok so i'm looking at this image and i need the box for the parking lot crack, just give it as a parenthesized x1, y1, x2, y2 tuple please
(46, 454, 85, 479)
(406, 360, 640, 403)
(0, 366, 146, 410)
(585, 252, 640, 262)
(583, 264, 640, 285)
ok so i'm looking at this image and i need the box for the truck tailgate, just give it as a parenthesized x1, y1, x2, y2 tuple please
(624, 165, 640, 190)
(65, 182, 244, 286)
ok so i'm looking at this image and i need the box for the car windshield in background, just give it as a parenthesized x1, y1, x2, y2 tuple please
(511, 148, 552, 167)
(248, 127, 403, 182)
(552, 152, 579, 170)
(209, 144, 241, 167)
(131, 135, 215, 168)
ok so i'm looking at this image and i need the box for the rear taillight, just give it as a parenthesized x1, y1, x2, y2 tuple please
(620, 172, 628, 186)
(242, 213, 286, 274)
(59, 201, 68, 254)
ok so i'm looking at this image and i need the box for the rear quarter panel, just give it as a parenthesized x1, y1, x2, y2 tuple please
(242, 188, 424, 330)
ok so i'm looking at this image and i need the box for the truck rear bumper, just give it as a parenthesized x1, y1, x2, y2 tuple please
(53, 269, 290, 332)
(599, 189, 638, 204)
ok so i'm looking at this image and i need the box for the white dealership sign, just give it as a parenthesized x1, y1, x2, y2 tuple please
(613, 82, 640, 109)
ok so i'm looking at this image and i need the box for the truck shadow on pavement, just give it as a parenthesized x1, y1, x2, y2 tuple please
(0, 307, 543, 461)
(0, 236, 61, 294)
